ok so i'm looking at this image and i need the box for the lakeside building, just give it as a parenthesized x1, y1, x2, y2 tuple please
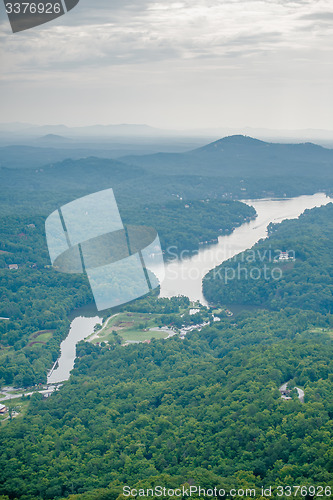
(274, 251, 295, 262)
(0, 404, 8, 414)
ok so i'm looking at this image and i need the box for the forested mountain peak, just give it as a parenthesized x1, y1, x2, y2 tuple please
(192, 134, 267, 153)
(38, 134, 70, 142)
(191, 134, 331, 155)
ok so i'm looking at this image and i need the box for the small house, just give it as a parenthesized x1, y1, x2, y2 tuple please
(280, 389, 291, 397)
(274, 252, 295, 262)
(8, 264, 19, 270)
(0, 404, 8, 414)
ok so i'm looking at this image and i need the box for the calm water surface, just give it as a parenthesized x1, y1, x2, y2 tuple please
(159, 193, 332, 304)
(48, 192, 332, 383)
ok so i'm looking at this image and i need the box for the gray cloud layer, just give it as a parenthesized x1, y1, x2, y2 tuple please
(0, 0, 332, 129)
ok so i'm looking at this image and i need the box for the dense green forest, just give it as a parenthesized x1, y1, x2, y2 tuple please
(0, 203, 332, 499)
(1, 138, 333, 500)
(203, 203, 333, 313)
(123, 200, 255, 257)
(0, 308, 332, 499)
(0, 195, 253, 386)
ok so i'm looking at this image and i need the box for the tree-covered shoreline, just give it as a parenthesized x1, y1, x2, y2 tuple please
(0, 138, 332, 500)
(0, 194, 255, 387)
(0, 308, 332, 499)
(203, 203, 333, 314)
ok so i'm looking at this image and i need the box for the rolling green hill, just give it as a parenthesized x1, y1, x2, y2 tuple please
(0, 308, 332, 499)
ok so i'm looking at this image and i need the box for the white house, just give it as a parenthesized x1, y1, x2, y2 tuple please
(274, 252, 295, 263)
(0, 404, 8, 414)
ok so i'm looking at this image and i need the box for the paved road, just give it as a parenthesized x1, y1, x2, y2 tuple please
(0, 385, 59, 402)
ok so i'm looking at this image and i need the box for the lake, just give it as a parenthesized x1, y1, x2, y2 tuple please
(47, 192, 332, 384)
(159, 193, 332, 304)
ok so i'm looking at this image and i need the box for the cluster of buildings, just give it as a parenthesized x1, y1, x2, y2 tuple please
(274, 251, 295, 262)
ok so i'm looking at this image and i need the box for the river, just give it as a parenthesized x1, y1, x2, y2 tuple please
(159, 192, 331, 304)
(47, 192, 332, 384)
(47, 315, 103, 384)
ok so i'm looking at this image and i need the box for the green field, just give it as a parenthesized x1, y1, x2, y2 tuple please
(119, 329, 169, 343)
(89, 311, 174, 344)
(310, 327, 333, 338)
(28, 329, 54, 347)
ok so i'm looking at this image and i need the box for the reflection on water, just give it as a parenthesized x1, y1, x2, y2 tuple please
(47, 193, 332, 383)
(47, 315, 102, 384)
(159, 193, 332, 304)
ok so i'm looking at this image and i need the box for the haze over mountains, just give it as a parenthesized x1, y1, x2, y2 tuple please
(1, 122, 333, 147)
(0, 123, 211, 161)
(1, 123, 333, 173)
(0, 122, 167, 138)
(122, 135, 333, 177)
(1, 135, 333, 210)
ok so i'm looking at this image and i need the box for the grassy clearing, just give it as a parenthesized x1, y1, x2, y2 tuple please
(121, 330, 169, 342)
(212, 308, 224, 315)
(34, 332, 53, 342)
(90, 302, 209, 345)
(309, 327, 333, 338)
(28, 330, 54, 346)
(91, 311, 172, 345)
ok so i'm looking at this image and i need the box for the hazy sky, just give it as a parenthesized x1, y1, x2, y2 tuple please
(0, 0, 333, 130)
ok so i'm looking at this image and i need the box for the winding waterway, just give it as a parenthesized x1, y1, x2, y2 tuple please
(159, 192, 332, 304)
(47, 192, 332, 384)
(47, 315, 103, 384)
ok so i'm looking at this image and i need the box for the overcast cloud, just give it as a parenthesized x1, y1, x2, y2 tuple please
(0, 0, 332, 131)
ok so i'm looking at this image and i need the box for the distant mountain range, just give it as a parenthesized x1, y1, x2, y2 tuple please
(1, 122, 333, 146)
(0, 123, 210, 163)
(121, 134, 333, 178)
(1, 135, 333, 204)
(0, 122, 173, 139)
